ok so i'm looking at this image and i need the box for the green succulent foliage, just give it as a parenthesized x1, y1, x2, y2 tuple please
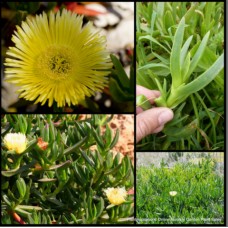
(1, 114, 134, 224)
(137, 157, 224, 224)
(136, 2, 224, 150)
(109, 54, 134, 112)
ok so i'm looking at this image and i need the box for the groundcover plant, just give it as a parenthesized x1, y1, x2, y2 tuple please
(1, 114, 134, 224)
(136, 155, 224, 224)
(136, 2, 224, 150)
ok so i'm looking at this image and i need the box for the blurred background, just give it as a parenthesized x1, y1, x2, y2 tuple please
(137, 152, 224, 176)
(1, 2, 134, 113)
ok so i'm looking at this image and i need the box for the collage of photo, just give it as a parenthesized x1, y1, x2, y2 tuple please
(1, 1, 225, 226)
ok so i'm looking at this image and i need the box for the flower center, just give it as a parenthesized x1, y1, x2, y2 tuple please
(113, 190, 118, 195)
(36, 46, 74, 80)
(49, 55, 70, 74)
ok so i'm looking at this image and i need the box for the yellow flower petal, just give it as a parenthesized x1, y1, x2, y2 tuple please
(104, 187, 127, 205)
(4, 133, 27, 154)
(169, 191, 177, 196)
(4, 9, 112, 107)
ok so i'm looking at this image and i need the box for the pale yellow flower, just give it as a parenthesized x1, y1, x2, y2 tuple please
(4, 133, 27, 154)
(169, 191, 177, 196)
(5, 9, 112, 107)
(104, 187, 127, 205)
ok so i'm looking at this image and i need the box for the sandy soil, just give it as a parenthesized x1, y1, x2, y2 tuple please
(108, 114, 134, 163)
(80, 114, 134, 164)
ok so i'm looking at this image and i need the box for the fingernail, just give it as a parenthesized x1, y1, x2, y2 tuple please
(158, 110, 174, 125)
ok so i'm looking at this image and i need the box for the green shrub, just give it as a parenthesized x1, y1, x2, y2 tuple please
(137, 157, 224, 224)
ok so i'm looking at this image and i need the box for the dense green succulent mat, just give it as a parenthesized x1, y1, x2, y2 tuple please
(136, 2, 224, 150)
(136, 155, 224, 224)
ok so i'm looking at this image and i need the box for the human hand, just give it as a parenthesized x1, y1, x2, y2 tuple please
(136, 85, 174, 143)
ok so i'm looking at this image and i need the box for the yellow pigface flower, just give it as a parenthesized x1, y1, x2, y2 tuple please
(104, 187, 127, 205)
(169, 191, 177, 196)
(4, 9, 112, 107)
(4, 133, 27, 154)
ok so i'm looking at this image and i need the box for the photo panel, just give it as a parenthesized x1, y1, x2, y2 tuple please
(1, 114, 134, 224)
(136, 152, 225, 225)
(136, 2, 224, 150)
(2, 2, 134, 113)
